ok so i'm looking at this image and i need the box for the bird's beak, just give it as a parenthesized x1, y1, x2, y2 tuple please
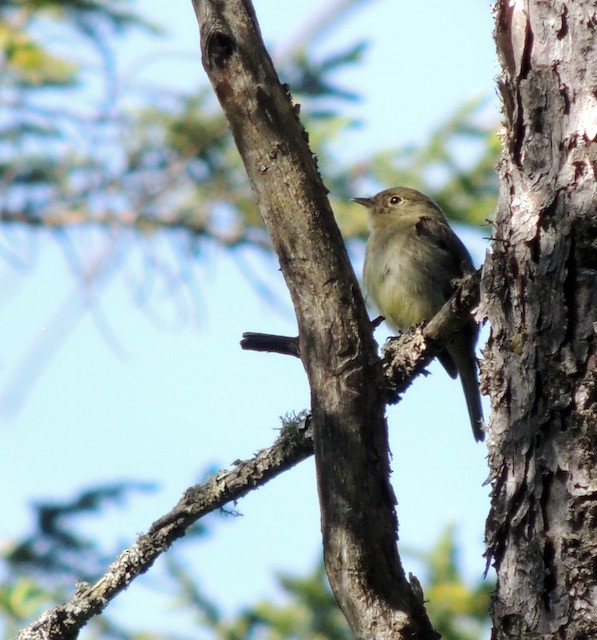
(352, 196, 373, 208)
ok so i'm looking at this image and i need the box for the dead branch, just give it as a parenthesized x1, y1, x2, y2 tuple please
(14, 414, 313, 640)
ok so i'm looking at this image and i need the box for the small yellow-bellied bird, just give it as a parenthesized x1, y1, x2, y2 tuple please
(354, 187, 484, 442)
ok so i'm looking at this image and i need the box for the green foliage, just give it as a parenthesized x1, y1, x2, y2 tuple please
(236, 565, 353, 640)
(0, 0, 498, 252)
(367, 98, 499, 225)
(0, 578, 53, 635)
(284, 42, 367, 106)
(166, 559, 354, 640)
(0, 0, 158, 224)
(408, 526, 493, 640)
(0, 20, 76, 86)
(4, 482, 157, 585)
(332, 98, 499, 240)
(193, 526, 492, 640)
(9, 0, 160, 35)
(152, 524, 491, 640)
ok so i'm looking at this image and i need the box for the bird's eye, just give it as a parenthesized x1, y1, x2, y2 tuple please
(389, 196, 402, 205)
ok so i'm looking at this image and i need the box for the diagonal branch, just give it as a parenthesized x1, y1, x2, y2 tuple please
(382, 269, 481, 401)
(14, 413, 313, 640)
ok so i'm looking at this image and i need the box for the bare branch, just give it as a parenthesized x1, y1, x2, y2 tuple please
(240, 332, 301, 357)
(240, 316, 385, 358)
(14, 414, 313, 640)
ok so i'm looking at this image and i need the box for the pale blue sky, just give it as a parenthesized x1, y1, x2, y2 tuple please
(0, 1, 497, 636)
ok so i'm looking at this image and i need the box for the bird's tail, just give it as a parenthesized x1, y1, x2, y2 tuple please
(459, 364, 485, 442)
(447, 337, 485, 442)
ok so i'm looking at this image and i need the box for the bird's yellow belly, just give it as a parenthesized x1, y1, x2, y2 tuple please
(366, 259, 442, 333)
(374, 279, 436, 331)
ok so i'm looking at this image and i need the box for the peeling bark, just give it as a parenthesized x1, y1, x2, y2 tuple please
(483, 0, 597, 637)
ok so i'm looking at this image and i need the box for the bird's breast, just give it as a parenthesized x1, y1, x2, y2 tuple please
(363, 232, 446, 331)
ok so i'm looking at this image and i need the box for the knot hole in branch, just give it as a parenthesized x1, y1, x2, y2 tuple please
(204, 29, 236, 68)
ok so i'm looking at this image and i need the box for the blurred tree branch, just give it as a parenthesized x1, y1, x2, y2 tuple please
(1, 0, 497, 250)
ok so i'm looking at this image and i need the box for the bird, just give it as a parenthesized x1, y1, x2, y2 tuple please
(353, 186, 484, 442)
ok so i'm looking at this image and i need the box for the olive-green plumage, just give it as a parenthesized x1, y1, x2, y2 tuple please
(354, 187, 484, 442)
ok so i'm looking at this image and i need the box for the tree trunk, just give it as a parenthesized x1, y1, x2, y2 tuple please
(483, 0, 597, 637)
(191, 1, 438, 638)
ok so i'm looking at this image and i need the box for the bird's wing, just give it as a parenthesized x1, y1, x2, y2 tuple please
(415, 215, 475, 275)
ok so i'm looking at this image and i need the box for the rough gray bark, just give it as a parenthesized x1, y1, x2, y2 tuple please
(191, 1, 438, 638)
(483, 0, 597, 637)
